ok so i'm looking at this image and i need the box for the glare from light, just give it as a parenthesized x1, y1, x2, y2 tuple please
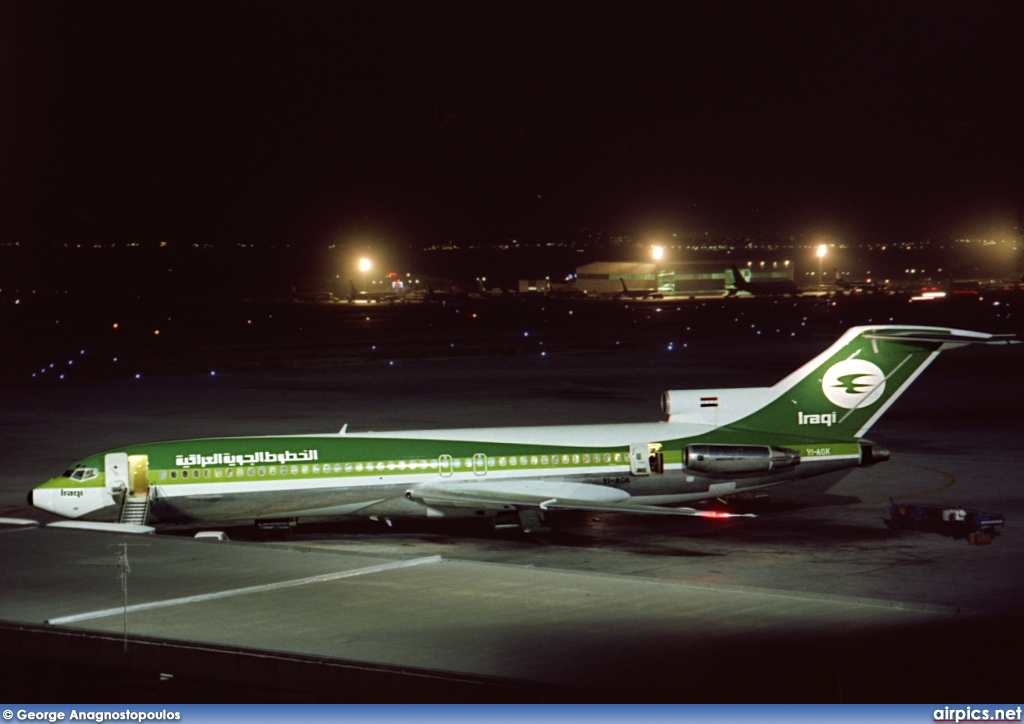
(814, 244, 828, 291)
(652, 245, 664, 261)
(358, 257, 372, 273)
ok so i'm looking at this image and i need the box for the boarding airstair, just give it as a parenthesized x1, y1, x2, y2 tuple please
(119, 493, 151, 525)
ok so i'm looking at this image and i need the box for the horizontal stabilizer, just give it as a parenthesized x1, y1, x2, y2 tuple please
(863, 331, 1019, 347)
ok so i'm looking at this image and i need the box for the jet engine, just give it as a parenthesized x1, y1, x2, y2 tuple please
(684, 444, 800, 475)
(858, 439, 890, 466)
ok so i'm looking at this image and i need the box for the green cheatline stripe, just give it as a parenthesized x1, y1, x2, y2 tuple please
(42, 441, 861, 491)
(46, 555, 442, 625)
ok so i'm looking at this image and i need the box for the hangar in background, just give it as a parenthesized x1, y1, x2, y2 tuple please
(575, 260, 796, 296)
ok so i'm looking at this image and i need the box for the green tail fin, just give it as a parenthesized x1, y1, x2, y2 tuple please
(726, 326, 1016, 439)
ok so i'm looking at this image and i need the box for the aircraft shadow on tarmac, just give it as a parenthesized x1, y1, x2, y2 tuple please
(150, 490, 896, 555)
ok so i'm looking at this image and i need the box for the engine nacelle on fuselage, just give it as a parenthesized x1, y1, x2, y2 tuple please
(857, 439, 890, 466)
(683, 444, 800, 475)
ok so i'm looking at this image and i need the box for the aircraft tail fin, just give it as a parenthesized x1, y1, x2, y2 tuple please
(665, 326, 1017, 439)
(729, 265, 750, 290)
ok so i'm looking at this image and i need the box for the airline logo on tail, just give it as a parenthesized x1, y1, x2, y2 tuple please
(798, 359, 886, 427)
(822, 359, 886, 408)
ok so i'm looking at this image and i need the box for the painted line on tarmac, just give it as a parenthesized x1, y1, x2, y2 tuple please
(777, 461, 957, 518)
(46, 555, 443, 625)
(880, 461, 957, 501)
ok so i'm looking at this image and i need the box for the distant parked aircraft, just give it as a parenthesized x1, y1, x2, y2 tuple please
(616, 278, 663, 300)
(834, 269, 885, 295)
(348, 280, 398, 304)
(727, 265, 800, 296)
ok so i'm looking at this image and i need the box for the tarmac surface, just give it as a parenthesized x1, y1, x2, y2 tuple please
(2, 302, 1023, 702)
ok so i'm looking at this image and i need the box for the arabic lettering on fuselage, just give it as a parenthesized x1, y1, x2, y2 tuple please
(174, 450, 320, 468)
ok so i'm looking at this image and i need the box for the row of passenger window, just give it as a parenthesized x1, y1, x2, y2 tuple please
(162, 451, 626, 480)
(494, 452, 623, 467)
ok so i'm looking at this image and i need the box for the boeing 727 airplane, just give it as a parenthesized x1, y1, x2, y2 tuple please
(30, 326, 1017, 532)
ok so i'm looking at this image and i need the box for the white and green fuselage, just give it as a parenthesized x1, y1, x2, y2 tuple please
(31, 325, 1016, 527)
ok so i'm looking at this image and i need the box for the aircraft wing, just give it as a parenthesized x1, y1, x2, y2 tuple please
(409, 480, 753, 519)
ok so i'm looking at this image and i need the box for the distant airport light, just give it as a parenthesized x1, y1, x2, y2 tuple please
(816, 244, 827, 290)
(652, 246, 664, 261)
(358, 257, 372, 273)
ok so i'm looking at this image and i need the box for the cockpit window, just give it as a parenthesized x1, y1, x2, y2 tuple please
(62, 467, 98, 482)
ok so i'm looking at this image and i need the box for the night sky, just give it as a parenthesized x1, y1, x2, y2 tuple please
(2, 0, 1022, 248)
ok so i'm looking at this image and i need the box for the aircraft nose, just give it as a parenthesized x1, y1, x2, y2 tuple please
(28, 483, 61, 515)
